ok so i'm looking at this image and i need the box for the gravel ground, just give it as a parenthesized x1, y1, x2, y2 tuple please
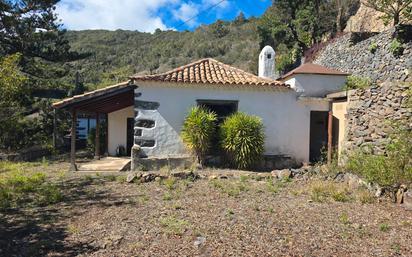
(1, 163, 412, 257)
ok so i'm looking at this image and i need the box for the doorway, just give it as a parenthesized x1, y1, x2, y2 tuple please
(309, 111, 328, 163)
(126, 118, 134, 156)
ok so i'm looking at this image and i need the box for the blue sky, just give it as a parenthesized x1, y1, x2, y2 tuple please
(56, 0, 272, 32)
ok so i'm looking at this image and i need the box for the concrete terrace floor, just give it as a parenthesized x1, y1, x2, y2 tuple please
(77, 157, 130, 172)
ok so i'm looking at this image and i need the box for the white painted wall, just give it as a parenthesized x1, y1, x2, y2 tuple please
(285, 74, 347, 97)
(134, 82, 329, 163)
(108, 106, 134, 156)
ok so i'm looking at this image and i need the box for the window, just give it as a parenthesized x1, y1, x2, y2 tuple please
(267, 53, 272, 59)
(196, 100, 238, 123)
(135, 119, 155, 128)
(135, 139, 155, 147)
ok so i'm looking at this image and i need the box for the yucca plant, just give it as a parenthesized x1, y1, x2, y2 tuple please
(220, 112, 265, 170)
(181, 106, 217, 166)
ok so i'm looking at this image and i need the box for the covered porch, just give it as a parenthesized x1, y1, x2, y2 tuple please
(52, 81, 137, 171)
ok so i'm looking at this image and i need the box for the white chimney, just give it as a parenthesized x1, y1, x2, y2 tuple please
(258, 46, 276, 79)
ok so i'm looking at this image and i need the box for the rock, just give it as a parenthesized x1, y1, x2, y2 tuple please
(126, 173, 137, 183)
(396, 185, 407, 204)
(171, 170, 197, 180)
(403, 189, 412, 211)
(271, 169, 292, 180)
(208, 175, 218, 180)
(193, 236, 206, 247)
(375, 187, 383, 197)
(154, 176, 161, 182)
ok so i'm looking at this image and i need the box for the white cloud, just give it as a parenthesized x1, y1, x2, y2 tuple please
(171, 0, 231, 28)
(56, 0, 177, 32)
(171, 2, 199, 27)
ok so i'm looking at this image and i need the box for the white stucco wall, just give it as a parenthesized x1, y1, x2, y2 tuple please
(134, 82, 329, 163)
(108, 106, 134, 156)
(285, 74, 347, 97)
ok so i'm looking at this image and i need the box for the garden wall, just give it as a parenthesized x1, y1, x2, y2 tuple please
(342, 81, 411, 155)
(314, 27, 412, 83)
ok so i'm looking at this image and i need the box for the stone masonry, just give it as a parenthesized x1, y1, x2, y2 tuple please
(343, 81, 411, 155)
(314, 27, 412, 83)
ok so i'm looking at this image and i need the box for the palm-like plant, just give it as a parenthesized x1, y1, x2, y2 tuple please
(181, 106, 217, 166)
(220, 112, 265, 170)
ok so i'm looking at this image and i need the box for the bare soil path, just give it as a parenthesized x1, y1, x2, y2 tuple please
(1, 162, 411, 257)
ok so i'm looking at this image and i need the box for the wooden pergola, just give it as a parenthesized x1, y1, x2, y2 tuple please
(52, 81, 137, 171)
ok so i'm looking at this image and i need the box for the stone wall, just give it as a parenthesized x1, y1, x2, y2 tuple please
(314, 28, 412, 83)
(343, 81, 411, 155)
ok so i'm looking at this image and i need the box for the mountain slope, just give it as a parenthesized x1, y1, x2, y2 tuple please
(66, 19, 262, 90)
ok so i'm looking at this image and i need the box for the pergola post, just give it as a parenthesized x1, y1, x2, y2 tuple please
(70, 109, 78, 171)
(95, 112, 100, 160)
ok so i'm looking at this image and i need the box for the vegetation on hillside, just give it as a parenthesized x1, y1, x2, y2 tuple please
(64, 17, 261, 90)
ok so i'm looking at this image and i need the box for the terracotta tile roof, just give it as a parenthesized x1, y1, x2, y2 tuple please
(280, 63, 349, 80)
(131, 58, 288, 88)
(52, 81, 134, 109)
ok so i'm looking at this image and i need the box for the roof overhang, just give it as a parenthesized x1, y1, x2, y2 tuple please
(52, 81, 137, 113)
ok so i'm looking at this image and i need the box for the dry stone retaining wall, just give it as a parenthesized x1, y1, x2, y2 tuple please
(343, 81, 411, 155)
(314, 28, 412, 83)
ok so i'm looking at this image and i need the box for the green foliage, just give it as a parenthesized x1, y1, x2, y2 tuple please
(181, 106, 217, 165)
(346, 123, 412, 187)
(369, 41, 378, 53)
(87, 120, 107, 154)
(344, 75, 372, 90)
(220, 112, 265, 170)
(389, 39, 405, 57)
(159, 216, 189, 235)
(210, 20, 230, 38)
(0, 162, 62, 210)
(379, 223, 390, 232)
(66, 19, 260, 89)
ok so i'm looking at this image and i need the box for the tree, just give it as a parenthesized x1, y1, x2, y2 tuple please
(210, 20, 229, 38)
(365, 0, 412, 25)
(0, 0, 84, 91)
(234, 11, 246, 25)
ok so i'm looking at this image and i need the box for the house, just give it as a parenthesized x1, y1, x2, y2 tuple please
(52, 46, 349, 171)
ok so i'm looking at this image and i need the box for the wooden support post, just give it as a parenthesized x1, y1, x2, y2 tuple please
(95, 112, 100, 160)
(327, 110, 333, 166)
(70, 109, 78, 171)
(105, 113, 109, 156)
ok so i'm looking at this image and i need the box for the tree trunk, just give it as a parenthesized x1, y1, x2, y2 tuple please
(393, 12, 400, 26)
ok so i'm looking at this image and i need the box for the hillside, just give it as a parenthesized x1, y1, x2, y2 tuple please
(65, 19, 262, 90)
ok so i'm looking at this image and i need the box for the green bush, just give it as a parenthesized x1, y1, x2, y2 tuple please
(389, 39, 404, 57)
(181, 106, 217, 165)
(344, 75, 372, 90)
(346, 124, 412, 187)
(220, 112, 264, 170)
(369, 41, 378, 53)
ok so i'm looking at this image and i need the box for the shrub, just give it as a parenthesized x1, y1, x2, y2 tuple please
(181, 106, 217, 165)
(344, 75, 372, 90)
(369, 41, 378, 53)
(220, 112, 265, 170)
(346, 123, 412, 187)
(389, 39, 404, 57)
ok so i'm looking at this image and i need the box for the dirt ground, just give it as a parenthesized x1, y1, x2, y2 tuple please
(1, 162, 412, 257)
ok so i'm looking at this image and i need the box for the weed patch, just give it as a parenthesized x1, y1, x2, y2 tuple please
(159, 216, 189, 235)
(0, 162, 62, 210)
